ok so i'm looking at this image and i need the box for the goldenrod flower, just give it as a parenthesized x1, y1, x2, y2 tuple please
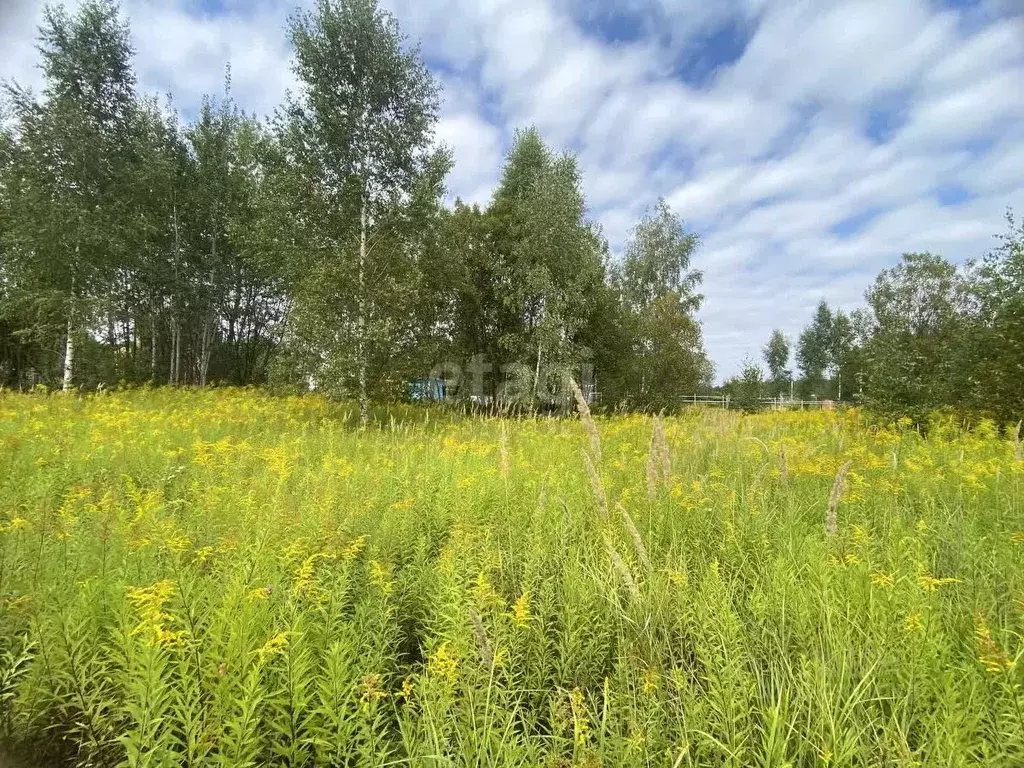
(974, 612, 1014, 674)
(916, 573, 960, 592)
(471, 571, 502, 610)
(569, 687, 590, 745)
(360, 674, 387, 705)
(870, 572, 894, 588)
(641, 668, 659, 695)
(256, 632, 289, 662)
(369, 560, 394, 596)
(904, 613, 924, 633)
(428, 641, 459, 685)
(397, 676, 415, 703)
(342, 535, 367, 560)
(510, 590, 532, 628)
(126, 580, 178, 647)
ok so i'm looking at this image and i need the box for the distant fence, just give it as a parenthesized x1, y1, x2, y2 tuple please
(677, 395, 837, 410)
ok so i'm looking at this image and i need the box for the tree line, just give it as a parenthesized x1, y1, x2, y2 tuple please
(3, 1, 1019, 424)
(730, 214, 1024, 423)
(0, 0, 713, 420)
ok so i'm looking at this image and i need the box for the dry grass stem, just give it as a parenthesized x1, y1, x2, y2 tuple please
(826, 460, 852, 537)
(468, 607, 493, 669)
(569, 377, 601, 465)
(605, 535, 640, 600)
(617, 502, 652, 573)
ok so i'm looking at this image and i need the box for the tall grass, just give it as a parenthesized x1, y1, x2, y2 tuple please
(0, 388, 1022, 766)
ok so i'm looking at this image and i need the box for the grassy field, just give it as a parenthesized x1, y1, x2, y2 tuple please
(0, 388, 1022, 766)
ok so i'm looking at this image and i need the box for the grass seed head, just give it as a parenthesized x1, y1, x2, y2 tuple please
(606, 537, 640, 601)
(569, 377, 601, 464)
(617, 502, 651, 573)
(468, 607, 493, 669)
(826, 460, 852, 537)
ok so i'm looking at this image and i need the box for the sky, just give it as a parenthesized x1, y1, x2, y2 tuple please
(2, 0, 1023, 380)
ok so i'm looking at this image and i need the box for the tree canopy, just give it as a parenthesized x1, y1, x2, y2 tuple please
(0, 0, 709, 413)
(2, 0, 1022, 424)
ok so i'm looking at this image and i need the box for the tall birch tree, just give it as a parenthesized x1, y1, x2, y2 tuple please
(4, 1, 136, 390)
(281, 0, 440, 424)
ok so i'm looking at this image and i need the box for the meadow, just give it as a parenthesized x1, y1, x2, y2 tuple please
(0, 388, 1022, 767)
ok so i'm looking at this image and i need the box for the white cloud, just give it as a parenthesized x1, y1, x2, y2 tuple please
(435, 112, 503, 206)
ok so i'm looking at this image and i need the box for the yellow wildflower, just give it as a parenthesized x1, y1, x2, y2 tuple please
(294, 552, 332, 597)
(974, 612, 1014, 674)
(126, 580, 178, 647)
(342, 535, 367, 559)
(510, 590, 532, 628)
(360, 674, 388, 705)
(428, 641, 459, 685)
(247, 585, 273, 602)
(641, 667, 659, 695)
(256, 632, 289, 662)
(369, 560, 393, 596)
(870, 572, 894, 588)
(917, 573, 960, 592)
(664, 567, 687, 587)
(397, 676, 415, 703)
(471, 571, 502, 610)
(569, 687, 590, 746)
(163, 533, 191, 552)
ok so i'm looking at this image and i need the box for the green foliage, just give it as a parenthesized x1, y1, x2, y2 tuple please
(3, 0, 137, 389)
(0, 0, 713, 410)
(725, 356, 766, 411)
(610, 199, 712, 409)
(762, 329, 791, 396)
(771, 223, 1023, 421)
(965, 210, 1024, 422)
(1, 390, 1023, 765)
(280, 0, 442, 420)
(796, 301, 833, 396)
(860, 252, 973, 420)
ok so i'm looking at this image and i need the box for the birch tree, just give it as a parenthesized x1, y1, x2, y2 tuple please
(613, 198, 711, 409)
(4, 1, 136, 391)
(487, 128, 607, 402)
(763, 329, 791, 396)
(282, 0, 440, 424)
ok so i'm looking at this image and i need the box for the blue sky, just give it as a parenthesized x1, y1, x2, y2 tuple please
(2, 0, 1023, 379)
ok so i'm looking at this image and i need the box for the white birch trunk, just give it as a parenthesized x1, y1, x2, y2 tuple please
(62, 314, 74, 392)
(150, 311, 157, 381)
(63, 270, 77, 392)
(532, 342, 542, 402)
(358, 194, 369, 427)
